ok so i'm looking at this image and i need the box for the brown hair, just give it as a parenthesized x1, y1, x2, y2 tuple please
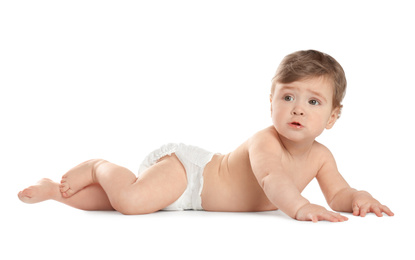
(271, 50, 347, 110)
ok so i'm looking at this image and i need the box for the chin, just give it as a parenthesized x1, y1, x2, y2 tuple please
(277, 131, 306, 143)
(282, 130, 321, 143)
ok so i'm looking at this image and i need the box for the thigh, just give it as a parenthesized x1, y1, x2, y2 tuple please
(132, 154, 187, 213)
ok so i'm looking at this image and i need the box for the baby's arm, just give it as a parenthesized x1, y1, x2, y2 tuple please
(316, 147, 394, 217)
(248, 130, 347, 222)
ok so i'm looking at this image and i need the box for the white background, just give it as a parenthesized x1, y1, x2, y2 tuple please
(1, 0, 414, 259)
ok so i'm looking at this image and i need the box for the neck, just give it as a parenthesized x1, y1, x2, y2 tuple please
(277, 133, 314, 158)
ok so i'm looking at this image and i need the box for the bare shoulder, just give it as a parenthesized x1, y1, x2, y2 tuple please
(312, 141, 333, 157)
(247, 126, 285, 164)
(312, 141, 338, 171)
(248, 126, 281, 148)
(246, 126, 284, 181)
(247, 126, 286, 158)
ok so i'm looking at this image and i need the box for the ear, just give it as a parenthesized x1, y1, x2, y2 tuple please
(270, 94, 273, 116)
(325, 106, 341, 129)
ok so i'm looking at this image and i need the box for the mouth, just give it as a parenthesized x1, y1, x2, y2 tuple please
(289, 121, 304, 129)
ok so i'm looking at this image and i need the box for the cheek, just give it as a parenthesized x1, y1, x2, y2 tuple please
(319, 112, 334, 128)
(271, 104, 284, 118)
(310, 110, 331, 127)
(271, 108, 281, 124)
(271, 107, 290, 129)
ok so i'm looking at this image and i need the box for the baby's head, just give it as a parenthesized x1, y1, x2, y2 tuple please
(271, 50, 347, 117)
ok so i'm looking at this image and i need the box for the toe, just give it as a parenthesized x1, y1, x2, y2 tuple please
(62, 188, 75, 198)
(18, 188, 33, 203)
(22, 188, 33, 198)
(59, 183, 69, 194)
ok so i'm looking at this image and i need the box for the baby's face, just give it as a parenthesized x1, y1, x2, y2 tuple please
(270, 76, 339, 142)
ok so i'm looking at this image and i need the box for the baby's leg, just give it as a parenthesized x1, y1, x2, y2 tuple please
(59, 159, 104, 198)
(18, 179, 113, 210)
(60, 155, 187, 214)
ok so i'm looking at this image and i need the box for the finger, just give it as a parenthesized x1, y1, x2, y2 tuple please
(352, 204, 360, 216)
(323, 212, 346, 222)
(359, 204, 370, 217)
(337, 213, 349, 221)
(332, 212, 348, 222)
(309, 214, 319, 223)
(380, 205, 394, 216)
(322, 213, 337, 222)
(372, 206, 383, 217)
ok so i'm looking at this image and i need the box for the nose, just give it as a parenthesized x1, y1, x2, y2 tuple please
(292, 106, 305, 116)
(292, 111, 304, 116)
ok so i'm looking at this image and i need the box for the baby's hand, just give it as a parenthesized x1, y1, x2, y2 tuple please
(295, 204, 349, 223)
(352, 191, 394, 217)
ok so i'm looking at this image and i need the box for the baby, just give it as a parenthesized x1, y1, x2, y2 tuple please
(18, 50, 394, 222)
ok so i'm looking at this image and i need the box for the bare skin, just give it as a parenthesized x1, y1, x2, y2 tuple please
(18, 178, 58, 204)
(18, 178, 114, 210)
(18, 76, 394, 222)
(17, 126, 394, 221)
(16, 141, 277, 213)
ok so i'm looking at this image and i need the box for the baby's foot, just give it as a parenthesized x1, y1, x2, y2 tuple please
(59, 159, 103, 198)
(18, 178, 59, 204)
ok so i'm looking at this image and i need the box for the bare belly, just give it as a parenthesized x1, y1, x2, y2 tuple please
(201, 144, 277, 212)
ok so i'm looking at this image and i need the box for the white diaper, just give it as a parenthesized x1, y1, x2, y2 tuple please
(137, 143, 215, 211)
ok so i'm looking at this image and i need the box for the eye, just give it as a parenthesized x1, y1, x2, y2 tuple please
(284, 95, 294, 102)
(309, 99, 320, 106)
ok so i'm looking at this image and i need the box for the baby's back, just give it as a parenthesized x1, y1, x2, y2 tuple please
(201, 140, 277, 212)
